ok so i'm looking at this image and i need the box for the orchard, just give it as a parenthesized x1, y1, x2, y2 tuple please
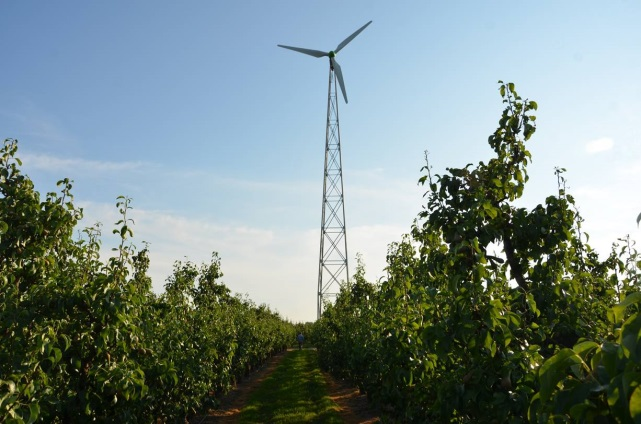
(314, 83, 641, 423)
(0, 139, 294, 423)
(3, 82, 641, 423)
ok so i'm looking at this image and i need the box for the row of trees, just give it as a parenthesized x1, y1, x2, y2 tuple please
(0, 138, 296, 423)
(314, 83, 641, 422)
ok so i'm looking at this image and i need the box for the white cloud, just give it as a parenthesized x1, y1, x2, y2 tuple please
(20, 152, 151, 174)
(76, 201, 319, 321)
(585, 137, 614, 154)
(19, 150, 319, 198)
(72, 201, 412, 323)
(349, 224, 410, 280)
(0, 102, 77, 145)
(572, 185, 611, 201)
(571, 182, 640, 258)
(616, 161, 641, 177)
(210, 175, 316, 194)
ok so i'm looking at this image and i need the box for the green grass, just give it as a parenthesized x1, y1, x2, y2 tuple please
(239, 349, 342, 423)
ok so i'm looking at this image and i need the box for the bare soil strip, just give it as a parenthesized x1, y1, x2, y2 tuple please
(322, 372, 381, 424)
(189, 350, 289, 424)
(190, 349, 381, 423)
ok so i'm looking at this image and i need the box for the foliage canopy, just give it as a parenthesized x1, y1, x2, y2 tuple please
(314, 82, 640, 422)
(0, 138, 295, 423)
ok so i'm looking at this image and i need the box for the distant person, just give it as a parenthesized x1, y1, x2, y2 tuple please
(297, 333, 304, 350)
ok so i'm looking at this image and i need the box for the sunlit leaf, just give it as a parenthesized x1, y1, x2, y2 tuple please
(630, 385, 641, 423)
(573, 341, 599, 360)
(538, 348, 582, 402)
(611, 292, 641, 323)
(27, 403, 40, 424)
(621, 313, 641, 361)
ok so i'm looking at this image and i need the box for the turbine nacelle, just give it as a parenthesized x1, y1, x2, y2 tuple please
(277, 21, 372, 104)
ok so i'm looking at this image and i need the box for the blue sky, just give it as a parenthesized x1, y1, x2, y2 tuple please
(1, 1, 640, 322)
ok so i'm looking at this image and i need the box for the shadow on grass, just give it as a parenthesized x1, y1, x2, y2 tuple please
(239, 350, 342, 423)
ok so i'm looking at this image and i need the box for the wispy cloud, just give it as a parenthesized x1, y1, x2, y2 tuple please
(20, 152, 152, 173)
(349, 223, 409, 279)
(0, 103, 76, 145)
(207, 175, 317, 194)
(585, 137, 614, 154)
(616, 161, 641, 177)
(74, 201, 408, 322)
(77, 201, 313, 318)
(19, 150, 315, 195)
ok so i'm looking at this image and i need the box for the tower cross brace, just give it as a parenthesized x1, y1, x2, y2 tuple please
(317, 66, 349, 319)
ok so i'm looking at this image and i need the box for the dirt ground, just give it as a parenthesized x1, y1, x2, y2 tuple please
(189, 349, 380, 424)
(322, 371, 381, 424)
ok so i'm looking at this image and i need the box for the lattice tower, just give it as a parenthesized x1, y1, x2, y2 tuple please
(317, 66, 349, 319)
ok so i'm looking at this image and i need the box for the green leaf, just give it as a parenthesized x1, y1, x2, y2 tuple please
(598, 342, 620, 377)
(630, 385, 641, 423)
(515, 170, 523, 183)
(611, 292, 641, 323)
(608, 374, 628, 418)
(538, 348, 582, 402)
(529, 100, 538, 110)
(573, 341, 599, 360)
(483, 330, 492, 351)
(637, 212, 641, 227)
(528, 392, 541, 422)
(526, 293, 540, 317)
(27, 403, 40, 424)
(621, 313, 641, 361)
(482, 202, 498, 219)
(52, 347, 62, 364)
(60, 334, 71, 351)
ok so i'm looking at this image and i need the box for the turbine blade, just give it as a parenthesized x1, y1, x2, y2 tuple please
(335, 21, 372, 54)
(331, 57, 348, 104)
(277, 45, 328, 58)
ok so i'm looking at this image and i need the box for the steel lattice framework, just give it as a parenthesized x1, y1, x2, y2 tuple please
(277, 20, 371, 320)
(317, 67, 349, 319)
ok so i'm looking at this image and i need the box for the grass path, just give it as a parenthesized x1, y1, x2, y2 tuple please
(238, 349, 342, 423)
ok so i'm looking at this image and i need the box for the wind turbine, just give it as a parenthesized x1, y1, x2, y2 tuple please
(277, 20, 371, 104)
(278, 21, 372, 319)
